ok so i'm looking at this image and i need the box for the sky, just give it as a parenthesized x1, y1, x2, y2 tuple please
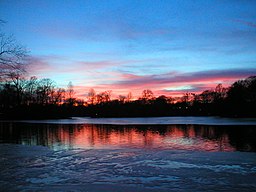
(0, 0, 256, 99)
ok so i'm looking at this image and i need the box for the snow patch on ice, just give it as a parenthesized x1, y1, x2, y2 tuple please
(1, 144, 256, 191)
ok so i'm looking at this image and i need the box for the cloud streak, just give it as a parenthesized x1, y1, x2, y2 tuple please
(234, 19, 256, 28)
(26, 56, 54, 74)
(112, 68, 256, 86)
(27, 55, 256, 98)
(91, 68, 256, 97)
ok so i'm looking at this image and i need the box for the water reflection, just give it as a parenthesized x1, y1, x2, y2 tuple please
(0, 122, 255, 152)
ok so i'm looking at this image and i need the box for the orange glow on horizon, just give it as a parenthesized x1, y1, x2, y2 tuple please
(71, 75, 239, 101)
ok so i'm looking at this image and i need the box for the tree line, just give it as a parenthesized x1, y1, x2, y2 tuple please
(1, 73, 255, 118)
(85, 77, 256, 118)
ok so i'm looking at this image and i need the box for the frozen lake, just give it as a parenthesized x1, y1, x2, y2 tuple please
(15, 116, 256, 125)
(0, 117, 256, 191)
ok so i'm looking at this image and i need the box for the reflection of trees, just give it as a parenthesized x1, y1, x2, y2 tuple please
(1, 123, 255, 152)
(226, 126, 256, 152)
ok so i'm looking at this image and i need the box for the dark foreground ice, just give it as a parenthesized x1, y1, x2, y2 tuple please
(0, 144, 256, 192)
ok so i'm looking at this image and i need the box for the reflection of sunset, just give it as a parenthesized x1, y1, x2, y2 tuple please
(41, 124, 236, 152)
(3, 123, 254, 152)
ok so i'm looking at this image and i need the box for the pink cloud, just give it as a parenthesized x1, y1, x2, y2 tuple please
(25, 55, 72, 75)
(110, 68, 256, 87)
(25, 56, 54, 75)
(75, 68, 256, 99)
(27, 55, 157, 76)
(26, 55, 256, 99)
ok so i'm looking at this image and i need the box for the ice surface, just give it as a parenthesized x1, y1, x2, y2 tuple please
(11, 116, 256, 125)
(0, 144, 256, 191)
(2, 116, 256, 125)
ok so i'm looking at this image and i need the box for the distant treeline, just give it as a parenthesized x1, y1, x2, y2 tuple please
(0, 75, 255, 119)
(86, 76, 256, 118)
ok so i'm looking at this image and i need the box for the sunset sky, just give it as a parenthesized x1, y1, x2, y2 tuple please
(1, 0, 256, 98)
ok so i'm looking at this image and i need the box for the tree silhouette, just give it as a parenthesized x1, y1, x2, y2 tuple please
(227, 76, 256, 104)
(213, 83, 227, 102)
(66, 81, 75, 106)
(0, 29, 27, 82)
(141, 89, 154, 104)
(0, 74, 255, 119)
(199, 90, 215, 104)
(96, 90, 112, 103)
(36, 78, 56, 105)
(126, 92, 133, 102)
(0, 22, 28, 105)
(52, 88, 65, 105)
(118, 95, 126, 103)
(88, 88, 96, 105)
(24, 76, 38, 105)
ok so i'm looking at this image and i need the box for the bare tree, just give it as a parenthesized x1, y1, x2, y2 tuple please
(24, 76, 38, 105)
(96, 90, 112, 104)
(141, 89, 154, 100)
(105, 90, 112, 102)
(66, 81, 76, 105)
(0, 21, 28, 105)
(126, 92, 132, 102)
(0, 32, 27, 81)
(52, 88, 65, 105)
(199, 90, 215, 104)
(181, 92, 194, 104)
(118, 95, 126, 103)
(214, 84, 228, 101)
(88, 88, 96, 105)
(9, 72, 27, 105)
(36, 78, 55, 105)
